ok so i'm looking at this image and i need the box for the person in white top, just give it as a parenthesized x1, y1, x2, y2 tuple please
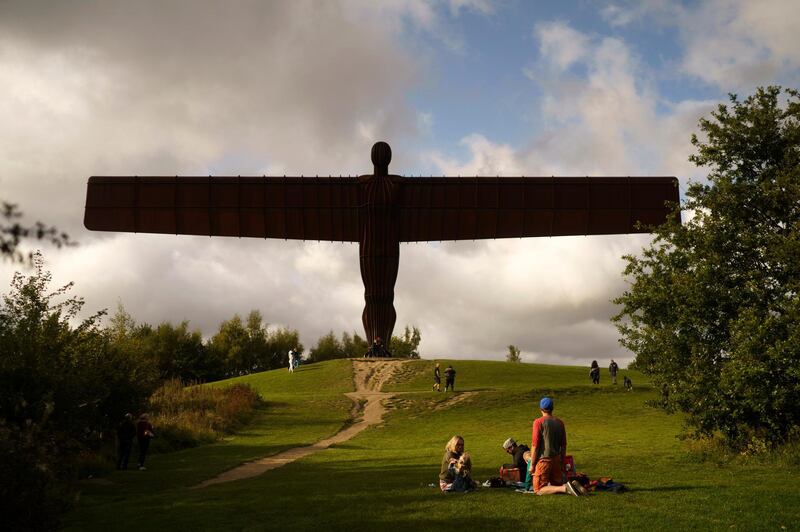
(288, 350, 295, 373)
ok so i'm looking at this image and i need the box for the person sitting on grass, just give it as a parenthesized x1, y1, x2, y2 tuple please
(525, 397, 586, 497)
(449, 452, 478, 492)
(439, 435, 469, 492)
(502, 437, 530, 480)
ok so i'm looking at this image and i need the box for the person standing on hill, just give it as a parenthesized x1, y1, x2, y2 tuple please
(590, 360, 600, 385)
(288, 349, 295, 373)
(433, 362, 441, 392)
(116, 413, 136, 470)
(526, 397, 585, 496)
(609, 359, 619, 385)
(136, 414, 155, 471)
(444, 364, 456, 392)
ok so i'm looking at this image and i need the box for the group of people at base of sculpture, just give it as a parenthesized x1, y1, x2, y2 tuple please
(590, 359, 632, 390)
(432, 362, 456, 392)
(116, 413, 155, 471)
(364, 337, 391, 358)
(438, 396, 588, 497)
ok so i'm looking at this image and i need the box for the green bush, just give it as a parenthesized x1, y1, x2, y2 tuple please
(148, 379, 261, 450)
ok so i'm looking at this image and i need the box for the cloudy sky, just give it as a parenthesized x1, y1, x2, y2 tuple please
(1, 0, 799, 365)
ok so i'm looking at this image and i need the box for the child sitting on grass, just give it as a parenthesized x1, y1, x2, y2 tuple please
(439, 436, 478, 492)
(447, 452, 477, 492)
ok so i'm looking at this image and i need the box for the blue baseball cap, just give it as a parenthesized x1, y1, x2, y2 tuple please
(539, 397, 553, 411)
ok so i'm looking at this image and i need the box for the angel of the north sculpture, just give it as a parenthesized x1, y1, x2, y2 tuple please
(85, 141, 679, 350)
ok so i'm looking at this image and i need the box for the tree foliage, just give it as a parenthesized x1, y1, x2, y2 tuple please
(391, 326, 422, 359)
(208, 310, 302, 375)
(1, 202, 73, 263)
(309, 330, 345, 362)
(0, 254, 155, 530)
(613, 86, 800, 450)
(308, 326, 422, 361)
(506, 344, 521, 363)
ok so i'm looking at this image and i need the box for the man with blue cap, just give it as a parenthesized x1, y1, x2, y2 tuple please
(525, 396, 586, 496)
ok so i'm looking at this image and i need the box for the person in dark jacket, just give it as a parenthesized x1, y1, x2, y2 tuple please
(609, 359, 619, 385)
(590, 360, 600, 385)
(136, 413, 155, 470)
(444, 365, 456, 392)
(116, 413, 136, 470)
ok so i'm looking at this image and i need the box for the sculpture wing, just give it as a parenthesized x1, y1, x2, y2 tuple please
(84, 176, 361, 242)
(396, 176, 680, 242)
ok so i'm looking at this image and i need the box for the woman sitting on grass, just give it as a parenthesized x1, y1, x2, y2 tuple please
(439, 435, 477, 492)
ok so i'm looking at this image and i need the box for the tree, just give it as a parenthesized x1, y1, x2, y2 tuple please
(506, 344, 521, 363)
(0, 253, 155, 529)
(208, 314, 251, 375)
(208, 311, 302, 374)
(309, 330, 344, 362)
(613, 86, 800, 450)
(341, 331, 369, 357)
(391, 326, 421, 359)
(1, 202, 72, 263)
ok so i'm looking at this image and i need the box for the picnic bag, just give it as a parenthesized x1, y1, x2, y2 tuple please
(499, 466, 521, 482)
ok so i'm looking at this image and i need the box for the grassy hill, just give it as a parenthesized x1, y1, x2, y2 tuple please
(64, 359, 800, 531)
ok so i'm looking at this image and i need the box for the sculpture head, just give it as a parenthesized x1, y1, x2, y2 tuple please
(371, 141, 392, 176)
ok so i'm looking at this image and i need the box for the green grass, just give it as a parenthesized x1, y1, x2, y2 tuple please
(64, 359, 800, 531)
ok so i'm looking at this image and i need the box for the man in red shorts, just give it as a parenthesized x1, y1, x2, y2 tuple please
(527, 397, 586, 496)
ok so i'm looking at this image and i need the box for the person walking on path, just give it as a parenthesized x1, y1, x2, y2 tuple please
(433, 362, 441, 392)
(590, 360, 600, 385)
(136, 413, 155, 470)
(288, 349, 295, 373)
(116, 413, 136, 470)
(609, 359, 619, 385)
(525, 397, 585, 496)
(444, 365, 456, 392)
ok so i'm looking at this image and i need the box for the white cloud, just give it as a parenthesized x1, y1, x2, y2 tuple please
(2, 1, 795, 368)
(425, 134, 523, 175)
(534, 21, 589, 72)
(600, 4, 635, 27)
(599, 0, 800, 90)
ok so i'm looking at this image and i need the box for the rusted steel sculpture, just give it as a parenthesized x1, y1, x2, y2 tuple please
(85, 141, 679, 350)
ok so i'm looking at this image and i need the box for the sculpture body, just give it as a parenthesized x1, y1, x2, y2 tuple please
(84, 142, 680, 350)
(359, 143, 400, 348)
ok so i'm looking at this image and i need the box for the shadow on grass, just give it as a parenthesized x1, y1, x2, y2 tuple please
(625, 485, 698, 492)
(293, 365, 321, 372)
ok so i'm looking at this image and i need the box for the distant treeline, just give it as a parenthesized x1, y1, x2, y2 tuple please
(109, 306, 422, 383)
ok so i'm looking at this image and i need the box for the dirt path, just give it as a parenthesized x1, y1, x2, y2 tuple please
(433, 391, 478, 410)
(194, 359, 407, 488)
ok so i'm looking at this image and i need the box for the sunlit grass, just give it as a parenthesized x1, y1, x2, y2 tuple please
(65, 359, 800, 531)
